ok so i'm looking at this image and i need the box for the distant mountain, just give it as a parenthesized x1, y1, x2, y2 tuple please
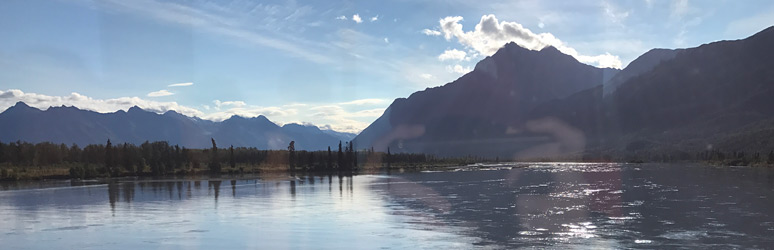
(355, 26, 774, 158)
(0, 103, 351, 150)
(354, 42, 620, 156)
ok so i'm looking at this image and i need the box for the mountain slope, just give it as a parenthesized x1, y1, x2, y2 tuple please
(0, 103, 350, 150)
(605, 26, 774, 151)
(356, 26, 774, 158)
(602, 48, 681, 95)
(512, 25, 774, 156)
(355, 42, 619, 156)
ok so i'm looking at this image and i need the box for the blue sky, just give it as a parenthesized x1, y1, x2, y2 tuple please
(1, 0, 773, 133)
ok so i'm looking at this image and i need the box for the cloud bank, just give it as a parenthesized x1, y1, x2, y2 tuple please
(438, 14, 622, 68)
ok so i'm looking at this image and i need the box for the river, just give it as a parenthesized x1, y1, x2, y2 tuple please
(1, 163, 773, 249)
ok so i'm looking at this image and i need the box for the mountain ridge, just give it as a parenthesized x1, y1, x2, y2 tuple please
(0, 102, 355, 150)
(355, 25, 774, 158)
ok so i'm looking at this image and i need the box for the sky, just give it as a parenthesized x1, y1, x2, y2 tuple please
(1, 0, 773, 133)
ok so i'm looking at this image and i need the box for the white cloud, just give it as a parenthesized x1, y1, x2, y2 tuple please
(419, 73, 435, 80)
(422, 29, 442, 36)
(352, 14, 363, 23)
(438, 14, 622, 69)
(384, 37, 389, 43)
(370, 15, 379, 22)
(168, 82, 193, 87)
(147, 89, 174, 97)
(446, 64, 472, 74)
(338, 98, 387, 106)
(335, 15, 347, 20)
(438, 49, 468, 61)
(213, 100, 247, 109)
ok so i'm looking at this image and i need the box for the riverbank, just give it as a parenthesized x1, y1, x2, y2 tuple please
(3, 160, 771, 182)
(0, 162, 467, 181)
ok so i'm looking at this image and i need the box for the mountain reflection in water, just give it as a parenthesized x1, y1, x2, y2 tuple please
(1, 163, 773, 249)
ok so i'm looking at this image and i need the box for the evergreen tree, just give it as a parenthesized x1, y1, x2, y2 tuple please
(337, 141, 343, 169)
(182, 147, 190, 168)
(122, 143, 134, 173)
(229, 145, 235, 169)
(209, 138, 221, 174)
(288, 141, 296, 172)
(105, 139, 114, 174)
(327, 146, 332, 170)
(174, 145, 182, 170)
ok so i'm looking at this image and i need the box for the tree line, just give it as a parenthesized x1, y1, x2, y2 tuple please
(0, 139, 458, 180)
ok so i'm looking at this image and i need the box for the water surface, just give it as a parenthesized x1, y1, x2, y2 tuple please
(1, 163, 773, 249)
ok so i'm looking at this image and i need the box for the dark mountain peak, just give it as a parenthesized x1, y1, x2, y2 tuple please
(224, 115, 246, 121)
(0, 102, 43, 116)
(127, 106, 144, 113)
(224, 114, 275, 126)
(2, 101, 39, 115)
(12, 101, 31, 109)
(48, 104, 81, 112)
(539, 45, 561, 54)
(162, 110, 185, 117)
(501, 41, 527, 52)
(283, 123, 321, 130)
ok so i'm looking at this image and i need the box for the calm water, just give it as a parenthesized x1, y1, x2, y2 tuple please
(1, 163, 774, 249)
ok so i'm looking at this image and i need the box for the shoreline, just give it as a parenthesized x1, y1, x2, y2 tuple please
(2, 161, 772, 182)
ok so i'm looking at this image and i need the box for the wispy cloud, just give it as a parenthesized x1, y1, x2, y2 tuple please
(147, 89, 174, 97)
(79, 0, 333, 64)
(422, 29, 442, 36)
(370, 15, 379, 22)
(602, 1, 630, 26)
(168, 82, 193, 87)
(338, 98, 387, 106)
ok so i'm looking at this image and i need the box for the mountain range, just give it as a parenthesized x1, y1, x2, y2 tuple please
(354, 26, 774, 159)
(0, 103, 354, 150)
(3, 26, 774, 158)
